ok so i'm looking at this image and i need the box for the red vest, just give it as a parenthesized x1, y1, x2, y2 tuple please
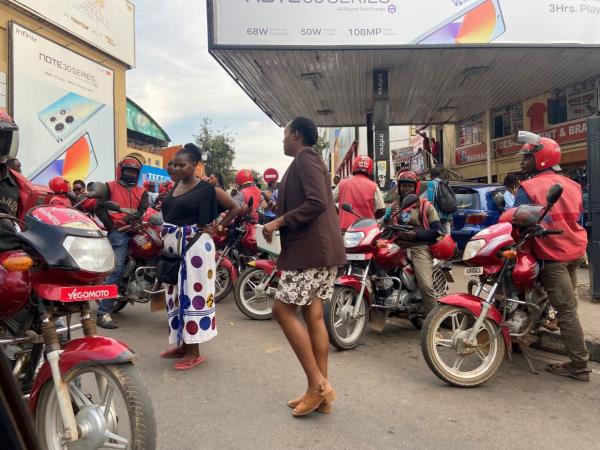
(338, 174, 378, 230)
(241, 184, 262, 221)
(520, 172, 587, 261)
(106, 180, 145, 228)
(49, 195, 71, 207)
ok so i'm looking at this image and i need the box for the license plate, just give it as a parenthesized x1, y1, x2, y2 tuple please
(346, 254, 366, 261)
(59, 285, 118, 302)
(464, 267, 483, 276)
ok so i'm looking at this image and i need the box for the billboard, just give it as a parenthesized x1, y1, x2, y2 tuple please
(9, 0, 135, 66)
(210, 0, 600, 47)
(11, 23, 115, 185)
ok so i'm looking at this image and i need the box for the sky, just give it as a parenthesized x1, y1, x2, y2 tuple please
(126, 0, 291, 177)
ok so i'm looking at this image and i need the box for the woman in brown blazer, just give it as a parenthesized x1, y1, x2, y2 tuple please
(262, 117, 346, 417)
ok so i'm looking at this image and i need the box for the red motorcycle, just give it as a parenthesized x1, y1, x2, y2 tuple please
(0, 202, 156, 448)
(105, 204, 165, 313)
(323, 199, 450, 350)
(420, 184, 564, 387)
(233, 258, 280, 320)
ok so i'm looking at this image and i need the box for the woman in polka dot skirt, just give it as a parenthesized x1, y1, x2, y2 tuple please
(159, 144, 240, 370)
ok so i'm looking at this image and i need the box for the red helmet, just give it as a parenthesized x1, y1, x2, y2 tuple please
(0, 112, 19, 159)
(517, 131, 561, 171)
(235, 169, 254, 187)
(352, 155, 373, 177)
(49, 176, 70, 194)
(397, 169, 421, 194)
(116, 155, 143, 180)
(429, 233, 457, 261)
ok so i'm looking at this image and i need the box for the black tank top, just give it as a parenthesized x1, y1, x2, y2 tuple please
(161, 181, 218, 226)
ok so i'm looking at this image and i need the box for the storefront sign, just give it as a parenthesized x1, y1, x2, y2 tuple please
(392, 147, 414, 168)
(11, 23, 115, 185)
(494, 118, 588, 156)
(410, 151, 426, 175)
(9, 0, 135, 66)
(210, 0, 600, 48)
(374, 128, 390, 189)
(329, 127, 355, 172)
(126, 99, 169, 142)
(455, 144, 487, 165)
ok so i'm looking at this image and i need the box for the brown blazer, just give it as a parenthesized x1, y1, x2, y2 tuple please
(276, 147, 346, 271)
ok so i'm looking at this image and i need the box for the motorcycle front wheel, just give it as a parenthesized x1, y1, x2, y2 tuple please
(420, 304, 505, 387)
(214, 263, 234, 303)
(324, 286, 369, 351)
(234, 267, 275, 320)
(35, 362, 156, 450)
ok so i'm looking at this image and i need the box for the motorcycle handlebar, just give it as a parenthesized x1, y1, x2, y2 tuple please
(542, 229, 563, 235)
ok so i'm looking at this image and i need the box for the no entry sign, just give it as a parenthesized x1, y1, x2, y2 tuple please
(263, 168, 279, 183)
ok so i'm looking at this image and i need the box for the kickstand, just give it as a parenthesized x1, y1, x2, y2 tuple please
(519, 342, 539, 375)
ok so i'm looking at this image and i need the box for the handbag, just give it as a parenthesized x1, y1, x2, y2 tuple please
(156, 230, 205, 285)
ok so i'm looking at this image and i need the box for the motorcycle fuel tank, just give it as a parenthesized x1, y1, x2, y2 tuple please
(375, 239, 408, 270)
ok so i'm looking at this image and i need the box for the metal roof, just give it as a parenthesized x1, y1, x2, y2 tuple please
(210, 46, 600, 127)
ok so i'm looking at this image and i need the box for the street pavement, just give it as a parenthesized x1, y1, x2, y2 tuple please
(102, 266, 600, 450)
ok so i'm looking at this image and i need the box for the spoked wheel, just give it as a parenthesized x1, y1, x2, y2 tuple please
(214, 264, 233, 303)
(234, 267, 275, 320)
(324, 286, 368, 351)
(35, 363, 156, 450)
(420, 304, 505, 387)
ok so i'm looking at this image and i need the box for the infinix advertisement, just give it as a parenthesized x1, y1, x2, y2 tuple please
(11, 23, 115, 185)
(211, 0, 600, 47)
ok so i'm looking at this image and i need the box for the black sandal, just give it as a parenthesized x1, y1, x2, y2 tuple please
(546, 362, 591, 381)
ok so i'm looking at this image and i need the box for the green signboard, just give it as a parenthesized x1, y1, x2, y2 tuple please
(126, 98, 169, 142)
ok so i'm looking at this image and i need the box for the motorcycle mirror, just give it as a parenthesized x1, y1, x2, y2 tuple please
(341, 203, 353, 212)
(103, 201, 122, 213)
(65, 191, 78, 203)
(546, 183, 563, 206)
(247, 197, 254, 208)
(516, 130, 541, 146)
(493, 191, 506, 210)
(400, 194, 418, 209)
(148, 213, 163, 227)
(87, 182, 107, 199)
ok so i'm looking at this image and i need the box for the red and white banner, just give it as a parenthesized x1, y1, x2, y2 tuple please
(455, 143, 487, 165)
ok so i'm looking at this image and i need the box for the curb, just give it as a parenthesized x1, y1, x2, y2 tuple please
(533, 330, 600, 363)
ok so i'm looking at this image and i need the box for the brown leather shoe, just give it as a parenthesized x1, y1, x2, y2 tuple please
(288, 394, 333, 413)
(292, 381, 336, 417)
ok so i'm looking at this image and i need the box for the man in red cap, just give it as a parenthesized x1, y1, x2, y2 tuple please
(514, 131, 590, 381)
(95, 156, 149, 329)
(333, 155, 386, 230)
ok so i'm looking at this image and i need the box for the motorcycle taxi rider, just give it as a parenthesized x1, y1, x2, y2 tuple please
(383, 170, 444, 313)
(95, 156, 149, 329)
(514, 132, 591, 381)
(233, 169, 262, 223)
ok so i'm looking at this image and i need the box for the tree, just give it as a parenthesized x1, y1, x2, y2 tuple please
(313, 132, 330, 159)
(194, 117, 236, 186)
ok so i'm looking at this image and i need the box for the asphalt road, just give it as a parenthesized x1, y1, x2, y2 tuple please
(103, 269, 600, 450)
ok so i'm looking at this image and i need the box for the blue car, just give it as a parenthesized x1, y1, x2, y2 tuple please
(383, 181, 506, 251)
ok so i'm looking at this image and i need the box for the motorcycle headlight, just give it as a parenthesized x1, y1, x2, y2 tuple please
(62, 236, 115, 273)
(463, 239, 485, 261)
(344, 231, 365, 249)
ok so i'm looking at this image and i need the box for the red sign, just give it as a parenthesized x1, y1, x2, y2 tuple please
(34, 284, 118, 302)
(263, 168, 279, 183)
(455, 143, 487, 165)
(493, 118, 588, 157)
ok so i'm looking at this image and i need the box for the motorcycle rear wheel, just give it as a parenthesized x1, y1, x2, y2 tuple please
(112, 300, 128, 313)
(35, 362, 156, 450)
(234, 267, 274, 320)
(420, 304, 505, 387)
(215, 264, 233, 303)
(324, 286, 368, 351)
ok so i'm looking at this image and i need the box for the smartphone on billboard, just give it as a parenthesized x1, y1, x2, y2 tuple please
(412, 0, 506, 45)
(30, 132, 98, 186)
(38, 92, 104, 142)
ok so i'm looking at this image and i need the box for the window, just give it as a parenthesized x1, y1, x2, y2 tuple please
(458, 117, 483, 147)
(549, 78, 597, 124)
(155, 160, 160, 167)
(493, 103, 523, 138)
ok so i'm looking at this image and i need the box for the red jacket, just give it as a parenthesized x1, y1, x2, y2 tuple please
(10, 169, 52, 220)
(49, 195, 72, 207)
(241, 184, 262, 221)
(105, 180, 146, 229)
(520, 172, 587, 261)
(337, 173, 378, 230)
